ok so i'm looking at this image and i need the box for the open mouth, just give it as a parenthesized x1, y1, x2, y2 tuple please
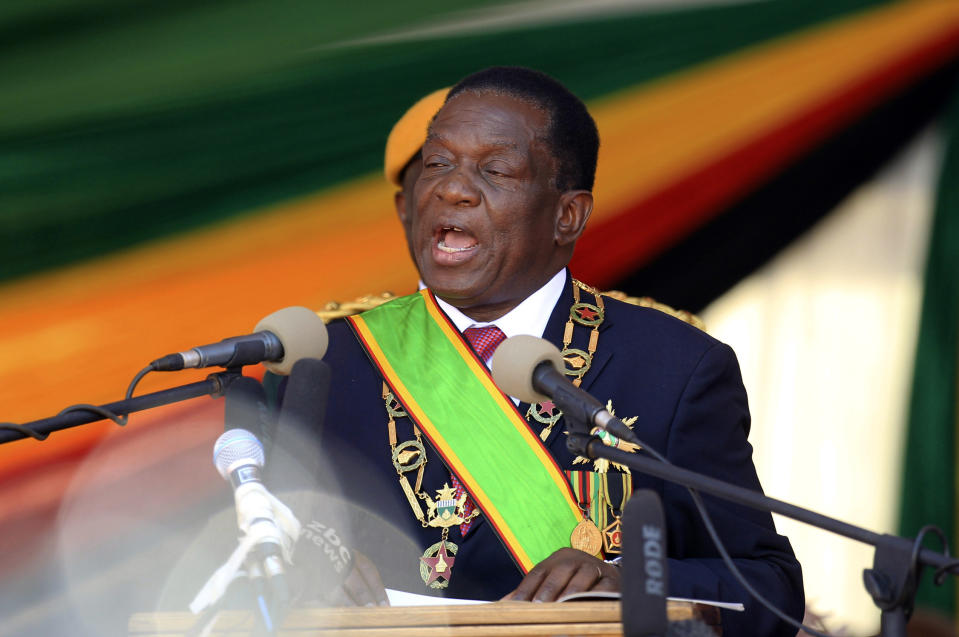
(436, 225, 478, 253)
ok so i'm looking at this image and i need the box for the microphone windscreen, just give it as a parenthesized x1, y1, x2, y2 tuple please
(666, 619, 718, 636)
(224, 375, 269, 438)
(265, 358, 335, 501)
(276, 358, 332, 435)
(622, 489, 669, 637)
(254, 306, 329, 375)
(490, 335, 564, 403)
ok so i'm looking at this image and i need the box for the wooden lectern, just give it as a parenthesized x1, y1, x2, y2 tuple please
(129, 600, 720, 636)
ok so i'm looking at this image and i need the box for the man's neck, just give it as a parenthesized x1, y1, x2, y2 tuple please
(433, 269, 567, 340)
(455, 302, 522, 324)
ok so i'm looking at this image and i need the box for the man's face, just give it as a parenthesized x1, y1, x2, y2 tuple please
(410, 91, 569, 319)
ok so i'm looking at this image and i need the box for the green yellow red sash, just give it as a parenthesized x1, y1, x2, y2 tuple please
(348, 289, 582, 573)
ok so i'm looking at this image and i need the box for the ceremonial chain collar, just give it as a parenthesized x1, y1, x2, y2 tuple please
(381, 279, 620, 588)
(526, 278, 605, 441)
(383, 382, 479, 589)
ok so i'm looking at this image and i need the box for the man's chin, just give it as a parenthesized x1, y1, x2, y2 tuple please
(418, 260, 476, 292)
(425, 280, 481, 306)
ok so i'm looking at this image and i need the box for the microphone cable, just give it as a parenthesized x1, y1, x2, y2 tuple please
(0, 363, 154, 440)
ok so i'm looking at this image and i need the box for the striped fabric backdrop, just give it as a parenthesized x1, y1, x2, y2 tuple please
(2, 1, 958, 633)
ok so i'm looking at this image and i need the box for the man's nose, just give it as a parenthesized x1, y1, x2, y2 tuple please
(434, 167, 480, 206)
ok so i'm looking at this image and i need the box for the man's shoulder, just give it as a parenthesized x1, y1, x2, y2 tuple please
(323, 317, 370, 367)
(595, 293, 739, 378)
(601, 294, 715, 346)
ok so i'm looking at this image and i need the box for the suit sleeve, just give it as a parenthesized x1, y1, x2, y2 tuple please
(661, 341, 805, 637)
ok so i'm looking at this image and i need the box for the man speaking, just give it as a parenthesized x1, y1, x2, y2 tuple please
(300, 67, 804, 636)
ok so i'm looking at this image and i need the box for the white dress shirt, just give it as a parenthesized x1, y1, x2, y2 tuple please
(432, 268, 566, 367)
(431, 269, 566, 404)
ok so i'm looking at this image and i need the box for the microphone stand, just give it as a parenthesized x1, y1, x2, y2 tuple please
(0, 369, 244, 444)
(564, 427, 954, 637)
(3, 367, 291, 633)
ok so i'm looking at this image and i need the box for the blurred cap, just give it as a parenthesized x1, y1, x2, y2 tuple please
(384, 87, 449, 186)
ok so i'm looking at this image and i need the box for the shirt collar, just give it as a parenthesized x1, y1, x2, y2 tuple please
(431, 268, 567, 341)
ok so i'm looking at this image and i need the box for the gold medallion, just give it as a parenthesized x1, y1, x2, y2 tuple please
(420, 540, 458, 589)
(560, 347, 593, 379)
(527, 400, 563, 441)
(570, 519, 603, 556)
(392, 439, 426, 473)
(425, 483, 472, 528)
(603, 517, 623, 554)
(570, 301, 604, 326)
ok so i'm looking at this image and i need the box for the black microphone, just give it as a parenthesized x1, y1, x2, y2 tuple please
(150, 306, 328, 375)
(666, 619, 717, 636)
(265, 358, 358, 605)
(490, 335, 640, 444)
(622, 489, 669, 637)
(276, 359, 331, 444)
(265, 358, 332, 490)
(224, 375, 270, 438)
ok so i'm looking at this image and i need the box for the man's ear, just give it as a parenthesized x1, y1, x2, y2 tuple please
(394, 191, 409, 226)
(554, 190, 593, 246)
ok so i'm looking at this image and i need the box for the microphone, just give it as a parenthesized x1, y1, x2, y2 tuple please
(490, 335, 640, 444)
(666, 619, 717, 636)
(150, 306, 328, 375)
(224, 375, 270, 439)
(621, 489, 669, 637)
(276, 359, 332, 442)
(214, 429, 288, 582)
(215, 378, 291, 604)
(265, 358, 332, 491)
(265, 359, 358, 605)
(189, 378, 300, 623)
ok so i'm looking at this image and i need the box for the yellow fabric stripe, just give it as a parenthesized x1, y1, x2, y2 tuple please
(589, 0, 959, 223)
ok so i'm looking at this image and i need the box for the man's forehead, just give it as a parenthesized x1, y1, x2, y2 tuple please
(426, 92, 549, 148)
(425, 131, 520, 150)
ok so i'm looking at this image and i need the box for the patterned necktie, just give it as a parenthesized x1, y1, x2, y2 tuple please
(462, 325, 507, 365)
(450, 325, 507, 536)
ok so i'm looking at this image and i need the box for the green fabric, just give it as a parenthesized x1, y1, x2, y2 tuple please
(352, 291, 579, 569)
(0, 0, 891, 283)
(898, 88, 959, 618)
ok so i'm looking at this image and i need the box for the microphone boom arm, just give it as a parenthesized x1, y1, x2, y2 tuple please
(0, 369, 244, 445)
(577, 432, 956, 636)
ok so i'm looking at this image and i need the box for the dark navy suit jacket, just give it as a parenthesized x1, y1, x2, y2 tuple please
(270, 274, 804, 636)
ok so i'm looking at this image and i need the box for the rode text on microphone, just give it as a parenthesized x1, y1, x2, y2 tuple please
(622, 489, 669, 637)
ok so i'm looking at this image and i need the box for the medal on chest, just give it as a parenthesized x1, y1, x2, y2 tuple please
(417, 483, 479, 588)
(570, 518, 604, 556)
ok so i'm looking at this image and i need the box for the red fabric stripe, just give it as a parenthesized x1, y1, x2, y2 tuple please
(571, 22, 959, 287)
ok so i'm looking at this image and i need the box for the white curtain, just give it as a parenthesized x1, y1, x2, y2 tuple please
(701, 126, 941, 635)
